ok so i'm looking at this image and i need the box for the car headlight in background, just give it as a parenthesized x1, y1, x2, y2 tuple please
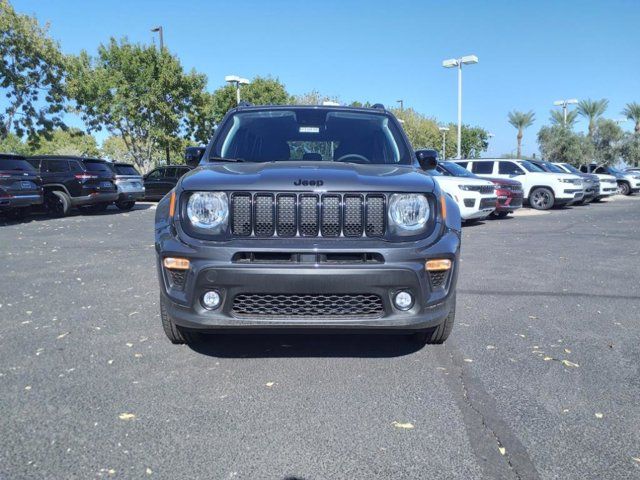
(388, 194, 430, 232)
(187, 192, 228, 230)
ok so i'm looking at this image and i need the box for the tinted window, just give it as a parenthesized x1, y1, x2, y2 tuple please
(0, 159, 36, 171)
(212, 109, 410, 165)
(176, 167, 191, 177)
(114, 165, 139, 175)
(498, 161, 524, 175)
(69, 161, 83, 173)
(456, 161, 469, 169)
(146, 169, 163, 180)
(472, 161, 494, 174)
(43, 159, 69, 173)
(441, 161, 476, 178)
(539, 162, 564, 173)
(26, 159, 40, 169)
(580, 165, 588, 173)
(559, 163, 581, 174)
(519, 161, 545, 173)
(84, 161, 112, 173)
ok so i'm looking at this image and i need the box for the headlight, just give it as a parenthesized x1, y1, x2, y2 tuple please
(458, 184, 474, 191)
(388, 194, 430, 232)
(187, 192, 228, 230)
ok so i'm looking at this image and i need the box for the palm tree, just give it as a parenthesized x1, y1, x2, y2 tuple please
(622, 102, 640, 134)
(577, 98, 608, 136)
(507, 110, 535, 158)
(550, 109, 578, 127)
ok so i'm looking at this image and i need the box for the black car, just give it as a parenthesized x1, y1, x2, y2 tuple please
(28, 155, 118, 216)
(155, 104, 461, 346)
(0, 153, 43, 219)
(143, 165, 192, 200)
(107, 162, 145, 210)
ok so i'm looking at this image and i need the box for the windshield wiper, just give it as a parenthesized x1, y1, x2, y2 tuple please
(208, 156, 245, 163)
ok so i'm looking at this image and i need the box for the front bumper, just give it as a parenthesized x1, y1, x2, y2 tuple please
(495, 194, 523, 212)
(0, 193, 43, 209)
(157, 229, 460, 332)
(459, 195, 497, 220)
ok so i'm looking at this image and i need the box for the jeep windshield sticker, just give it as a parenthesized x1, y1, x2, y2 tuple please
(299, 126, 320, 133)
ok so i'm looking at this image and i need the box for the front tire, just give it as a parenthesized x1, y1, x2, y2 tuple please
(492, 211, 509, 219)
(529, 187, 555, 210)
(160, 295, 197, 344)
(618, 181, 631, 196)
(412, 295, 456, 345)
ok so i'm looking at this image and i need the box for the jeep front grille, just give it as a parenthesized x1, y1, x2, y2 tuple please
(231, 293, 385, 319)
(230, 192, 387, 238)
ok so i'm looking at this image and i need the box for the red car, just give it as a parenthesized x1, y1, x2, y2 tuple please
(484, 177, 523, 218)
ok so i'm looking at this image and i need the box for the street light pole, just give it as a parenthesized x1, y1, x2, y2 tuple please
(151, 26, 170, 165)
(439, 127, 449, 161)
(553, 98, 578, 126)
(397, 99, 404, 111)
(443, 55, 478, 159)
(225, 75, 250, 106)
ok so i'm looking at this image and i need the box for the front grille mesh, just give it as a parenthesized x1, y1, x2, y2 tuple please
(231, 293, 384, 319)
(230, 192, 387, 238)
(429, 270, 448, 288)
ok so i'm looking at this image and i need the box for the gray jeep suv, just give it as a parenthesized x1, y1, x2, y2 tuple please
(155, 104, 461, 345)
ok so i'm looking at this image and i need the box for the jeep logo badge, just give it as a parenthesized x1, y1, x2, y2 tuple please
(293, 179, 324, 187)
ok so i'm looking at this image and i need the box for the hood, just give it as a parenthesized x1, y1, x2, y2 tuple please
(484, 176, 522, 187)
(180, 161, 436, 193)
(595, 174, 617, 182)
(432, 175, 495, 187)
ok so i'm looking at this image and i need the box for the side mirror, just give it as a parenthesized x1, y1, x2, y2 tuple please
(185, 146, 205, 168)
(415, 149, 439, 171)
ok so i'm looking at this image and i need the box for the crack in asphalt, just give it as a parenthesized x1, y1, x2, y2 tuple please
(436, 344, 541, 480)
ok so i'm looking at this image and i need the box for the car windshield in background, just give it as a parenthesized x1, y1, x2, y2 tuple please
(607, 167, 623, 174)
(442, 161, 476, 178)
(211, 109, 410, 165)
(520, 161, 545, 173)
(561, 163, 581, 174)
(540, 162, 565, 173)
(84, 161, 113, 173)
(0, 159, 36, 172)
(114, 165, 139, 175)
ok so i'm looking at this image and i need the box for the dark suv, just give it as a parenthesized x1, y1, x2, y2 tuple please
(28, 155, 118, 216)
(107, 162, 145, 210)
(0, 153, 43, 218)
(143, 165, 192, 200)
(155, 105, 461, 346)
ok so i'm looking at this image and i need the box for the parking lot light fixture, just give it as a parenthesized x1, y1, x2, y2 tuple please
(225, 75, 250, 105)
(553, 99, 579, 125)
(442, 55, 479, 159)
(439, 127, 450, 160)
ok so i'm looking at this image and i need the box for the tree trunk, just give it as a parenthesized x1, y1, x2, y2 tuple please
(635, 121, 640, 134)
(516, 130, 523, 158)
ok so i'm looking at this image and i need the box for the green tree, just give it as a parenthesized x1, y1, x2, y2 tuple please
(460, 126, 489, 158)
(0, 0, 67, 143)
(32, 128, 99, 156)
(619, 133, 640, 167)
(622, 102, 640, 134)
(577, 98, 608, 137)
(549, 109, 578, 128)
(292, 90, 340, 106)
(507, 110, 535, 158)
(67, 38, 208, 172)
(0, 131, 30, 155)
(391, 108, 440, 150)
(592, 118, 624, 165)
(537, 125, 593, 165)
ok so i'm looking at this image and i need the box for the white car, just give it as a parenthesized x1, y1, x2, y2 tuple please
(427, 169, 497, 221)
(553, 162, 618, 200)
(454, 158, 584, 210)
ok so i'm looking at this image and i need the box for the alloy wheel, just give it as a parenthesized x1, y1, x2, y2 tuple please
(531, 190, 551, 209)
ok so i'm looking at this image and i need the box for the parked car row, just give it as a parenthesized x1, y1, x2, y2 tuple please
(0, 153, 194, 219)
(415, 155, 636, 222)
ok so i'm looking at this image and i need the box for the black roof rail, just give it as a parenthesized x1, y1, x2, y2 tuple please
(372, 103, 385, 110)
(237, 101, 254, 108)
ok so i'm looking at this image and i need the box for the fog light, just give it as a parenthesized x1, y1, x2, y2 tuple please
(202, 290, 221, 310)
(394, 291, 414, 310)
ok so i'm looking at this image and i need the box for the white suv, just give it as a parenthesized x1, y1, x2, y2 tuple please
(455, 159, 584, 210)
(553, 162, 618, 200)
(426, 169, 497, 222)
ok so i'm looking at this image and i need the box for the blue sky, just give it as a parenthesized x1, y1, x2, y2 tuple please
(12, 0, 640, 156)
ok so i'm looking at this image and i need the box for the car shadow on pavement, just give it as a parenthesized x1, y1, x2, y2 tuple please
(188, 332, 424, 358)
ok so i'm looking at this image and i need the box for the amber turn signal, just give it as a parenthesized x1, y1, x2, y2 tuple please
(425, 259, 452, 271)
(163, 257, 190, 270)
(440, 194, 447, 220)
(169, 190, 176, 217)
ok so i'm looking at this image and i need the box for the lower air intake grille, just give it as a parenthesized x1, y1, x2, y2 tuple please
(429, 270, 448, 288)
(231, 293, 385, 319)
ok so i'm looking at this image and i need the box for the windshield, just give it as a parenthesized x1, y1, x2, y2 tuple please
(607, 167, 622, 174)
(0, 159, 36, 172)
(210, 109, 410, 165)
(520, 161, 545, 173)
(560, 163, 581, 174)
(441, 161, 477, 178)
(540, 162, 565, 173)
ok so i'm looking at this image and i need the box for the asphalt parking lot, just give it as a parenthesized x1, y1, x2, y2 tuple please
(1, 198, 639, 480)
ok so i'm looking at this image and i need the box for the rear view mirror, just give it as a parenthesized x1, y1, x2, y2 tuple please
(185, 147, 206, 167)
(415, 149, 439, 171)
